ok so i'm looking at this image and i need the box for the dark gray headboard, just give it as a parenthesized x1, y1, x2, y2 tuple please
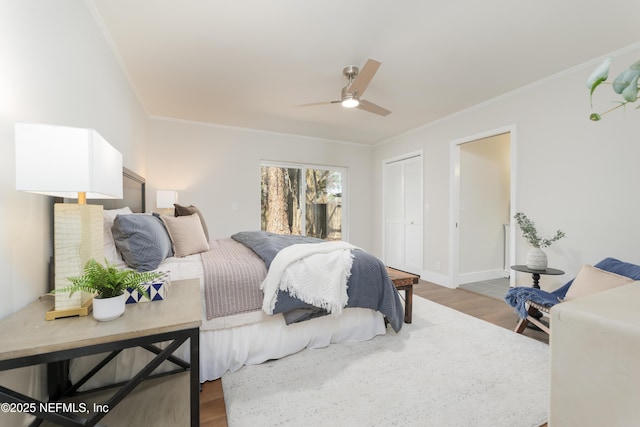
(88, 167, 146, 213)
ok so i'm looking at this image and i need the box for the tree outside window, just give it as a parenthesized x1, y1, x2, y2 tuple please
(260, 163, 344, 240)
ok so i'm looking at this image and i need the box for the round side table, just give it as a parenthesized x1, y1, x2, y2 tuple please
(510, 265, 565, 289)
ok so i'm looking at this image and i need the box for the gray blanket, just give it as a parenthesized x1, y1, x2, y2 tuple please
(232, 231, 404, 332)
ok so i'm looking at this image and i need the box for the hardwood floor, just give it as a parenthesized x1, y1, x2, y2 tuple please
(413, 280, 549, 344)
(200, 379, 227, 427)
(198, 280, 549, 427)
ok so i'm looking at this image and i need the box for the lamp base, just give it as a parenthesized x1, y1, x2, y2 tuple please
(45, 298, 93, 321)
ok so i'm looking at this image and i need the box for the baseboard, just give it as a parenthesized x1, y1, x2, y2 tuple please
(458, 269, 505, 285)
(419, 271, 452, 288)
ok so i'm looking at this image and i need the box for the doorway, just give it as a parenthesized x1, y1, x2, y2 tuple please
(449, 126, 517, 289)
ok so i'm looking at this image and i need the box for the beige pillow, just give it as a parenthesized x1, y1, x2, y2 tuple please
(160, 213, 210, 257)
(174, 203, 209, 241)
(564, 264, 634, 301)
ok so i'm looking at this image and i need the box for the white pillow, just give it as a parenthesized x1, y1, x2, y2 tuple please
(564, 264, 634, 301)
(160, 213, 210, 257)
(103, 207, 132, 266)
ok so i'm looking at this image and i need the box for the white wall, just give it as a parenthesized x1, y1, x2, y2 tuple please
(146, 118, 375, 250)
(373, 44, 640, 291)
(459, 134, 510, 281)
(0, 2, 147, 425)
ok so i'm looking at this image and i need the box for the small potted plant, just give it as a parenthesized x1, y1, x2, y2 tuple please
(514, 212, 566, 270)
(55, 259, 163, 321)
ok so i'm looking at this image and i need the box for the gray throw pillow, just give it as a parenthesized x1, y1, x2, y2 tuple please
(112, 213, 173, 271)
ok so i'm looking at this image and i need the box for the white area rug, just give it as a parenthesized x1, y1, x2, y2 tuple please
(222, 296, 549, 427)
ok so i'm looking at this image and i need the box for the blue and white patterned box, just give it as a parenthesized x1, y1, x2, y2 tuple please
(125, 272, 171, 304)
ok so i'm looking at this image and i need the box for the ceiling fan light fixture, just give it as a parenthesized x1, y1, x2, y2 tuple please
(303, 59, 390, 116)
(341, 96, 359, 108)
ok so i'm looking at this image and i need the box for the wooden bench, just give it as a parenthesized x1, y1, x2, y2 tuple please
(386, 267, 420, 324)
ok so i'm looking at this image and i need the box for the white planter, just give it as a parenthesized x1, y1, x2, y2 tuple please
(93, 293, 127, 321)
(526, 247, 548, 270)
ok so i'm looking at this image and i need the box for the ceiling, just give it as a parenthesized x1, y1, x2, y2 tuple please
(89, 0, 640, 145)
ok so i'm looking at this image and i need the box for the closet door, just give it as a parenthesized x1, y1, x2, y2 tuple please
(384, 155, 423, 273)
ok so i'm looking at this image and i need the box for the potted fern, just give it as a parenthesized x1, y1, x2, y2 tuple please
(55, 259, 163, 321)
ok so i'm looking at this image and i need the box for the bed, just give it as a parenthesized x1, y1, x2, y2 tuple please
(70, 169, 404, 386)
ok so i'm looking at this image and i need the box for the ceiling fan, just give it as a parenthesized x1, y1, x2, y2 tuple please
(304, 59, 391, 116)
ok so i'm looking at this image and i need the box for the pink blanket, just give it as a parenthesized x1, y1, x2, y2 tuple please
(200, 238, 267, 319)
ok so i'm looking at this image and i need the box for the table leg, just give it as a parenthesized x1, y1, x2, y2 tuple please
(405, 287, 413, 324)
(528, 274, 544, 320)
(47, 360, 71, 401)
(190, 329, 200, 427)
(532, 273, 541, 289)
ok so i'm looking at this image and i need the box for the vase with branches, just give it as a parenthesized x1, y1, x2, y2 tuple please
(514, 212, 565, 270)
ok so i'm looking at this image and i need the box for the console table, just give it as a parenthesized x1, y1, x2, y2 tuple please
(0, 279, 201, 426)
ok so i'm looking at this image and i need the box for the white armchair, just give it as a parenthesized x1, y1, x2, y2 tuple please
(549, 283, 640, 426)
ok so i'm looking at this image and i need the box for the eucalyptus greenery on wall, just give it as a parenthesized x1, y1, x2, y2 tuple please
(587, 57, 640, 121)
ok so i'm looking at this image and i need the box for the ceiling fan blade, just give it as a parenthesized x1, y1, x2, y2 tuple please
(348, 59, 381, 97)
(357, 99, 391, 116)
(297, 100, 340, 107)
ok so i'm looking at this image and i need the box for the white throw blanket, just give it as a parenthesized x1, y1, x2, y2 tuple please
(260, 241, 357, 315)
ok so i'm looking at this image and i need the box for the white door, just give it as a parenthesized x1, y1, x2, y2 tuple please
(384, 155, 423, 273)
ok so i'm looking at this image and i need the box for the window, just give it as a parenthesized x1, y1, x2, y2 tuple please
(260, 162, 345, 240)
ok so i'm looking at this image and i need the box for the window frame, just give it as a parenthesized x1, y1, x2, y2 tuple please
(259, 160, 348, 241)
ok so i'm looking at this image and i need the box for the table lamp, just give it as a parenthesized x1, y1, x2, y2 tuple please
(156, 190, 178, 212)
(15, 123, 123, 320)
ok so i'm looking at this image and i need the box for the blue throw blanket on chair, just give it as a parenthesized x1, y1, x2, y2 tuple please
(505, 257, 640, 319)
(505, 287, 562, 319)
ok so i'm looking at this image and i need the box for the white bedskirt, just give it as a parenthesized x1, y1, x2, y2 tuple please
(199, 307, 385, 381)
(70, 307, 385, 388)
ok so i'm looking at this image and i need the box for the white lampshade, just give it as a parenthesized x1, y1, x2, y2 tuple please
(15, 123, 123, 320)
(15, 123, 123, 199)
(157, 190, 178, 208)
